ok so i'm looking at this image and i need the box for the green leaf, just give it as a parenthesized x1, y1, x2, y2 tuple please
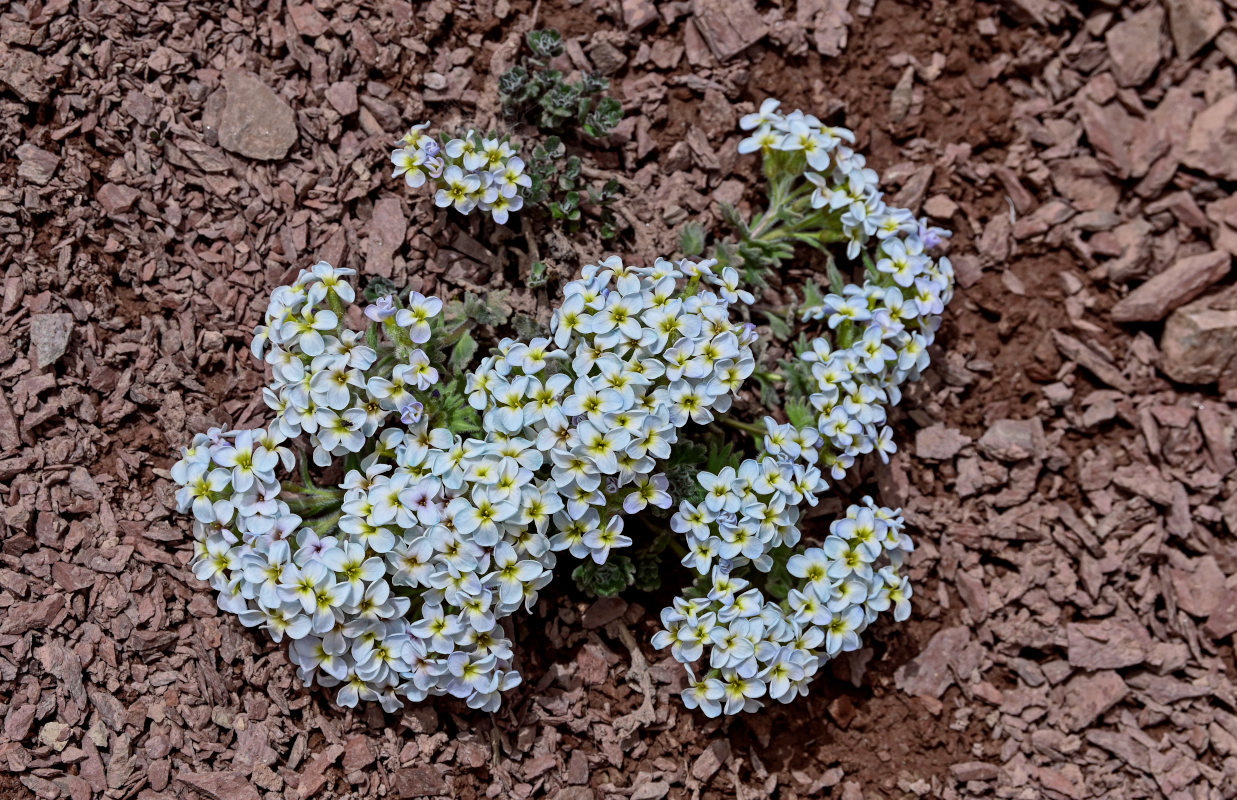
(765, 310, 792, 340)
(680, 221, 706, 257)
(512, 313, 546, 341)
(572, 556, 636, 598)
(363, 276, 397, 303)
(528, 260, 549, 289)
(448, 330, 478, 374)
(526, 28, 564, 59)
(785, 397, 816, 429)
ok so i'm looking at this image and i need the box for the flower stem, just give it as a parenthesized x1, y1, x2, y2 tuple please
(718, 416, 767, 438)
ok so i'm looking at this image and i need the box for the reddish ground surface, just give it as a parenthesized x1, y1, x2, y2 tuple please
(2, 0, 1237, 798)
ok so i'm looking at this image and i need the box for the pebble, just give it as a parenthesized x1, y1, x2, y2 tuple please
(217, 70, 299, 161)
(1183, 93, 1237, 181)
(1165, 0, 1224, 59)
(96, 183, 141, 215)
(16, 144, 59, 186)
(30, 313, 74, 369)
(1160, 285, 1237, 383)
(1105, 5, 1165, 87)
(1111, 251, 1231, 322)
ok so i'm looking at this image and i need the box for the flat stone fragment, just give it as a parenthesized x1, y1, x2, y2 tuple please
(30, 313, 74, 369)
(1067, 619, 1150, 670)
(16, 144, 59, 185)
(1059, 671, 1128, 731)
(1112, 251, 1230, 322)
(691, 0, 769, 62)
(1183, 93, 1237, 181)
(976, 418, 1045, 462)
(915, 424, 971, 461)
(365, 197, 405, 279)
(894, 625, 971, 699)
(287, 3, 330, 36)
(96, 182, 141, 215)
(217, 70, 299, 161)
(622, 0, 659, 30)
(393, 766, 448, 798)
(1203, 588, 1237, 639)
(325, 82, 358, 115)
(0, 44, 50, 103)
(950, 762, 999, 782)
(176, 772, 260, 800)
(1105, 5, 1165, 87)
(1170, 556, 1227, 617)
(1164, 0, 1224, 59)
(1160, 286, 1237, 383)
(691, 740, 730, 781)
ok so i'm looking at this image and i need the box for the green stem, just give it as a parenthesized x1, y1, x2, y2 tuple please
(718, 416, 768, 437)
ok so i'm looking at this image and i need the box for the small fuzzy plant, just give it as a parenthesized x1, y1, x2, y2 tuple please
(173, 98, 953, 717)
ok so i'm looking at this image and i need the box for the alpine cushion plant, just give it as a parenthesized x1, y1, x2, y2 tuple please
(173, 97, 954, 717)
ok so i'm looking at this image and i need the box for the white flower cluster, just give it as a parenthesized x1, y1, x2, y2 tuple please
(649, 98, 954, 717)
(655, 487, 911, 717)
(738, 98, 954, 481)
(173, 254, 758, 712)
(391, 124, 529, 223)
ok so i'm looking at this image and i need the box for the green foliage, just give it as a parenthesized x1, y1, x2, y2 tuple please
(423, 374, 482, 437)
(448, 330, 478, 375)
(761, 545, 797, 601)
(526, 28, 564, 59)
(764, 310, 792, 340)
(527, 260, 549, 289)
(578, 96, 624, 139)
(680, 221, 706, 257)
(445, 290, 512, 330)
(363, 276, 397, 303)
(785, 397, 816, 430)
(499, 28, 624, 140)
(573, 556, 636, 598)
(512, 313, 546, 341)
(572, 551, 664, 597)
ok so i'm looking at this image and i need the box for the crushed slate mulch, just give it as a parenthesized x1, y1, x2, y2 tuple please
(2, 0, 1237, 798)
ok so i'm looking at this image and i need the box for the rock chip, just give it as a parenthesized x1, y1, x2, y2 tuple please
(1111, 251, 1231, 322)
(1067, 619, 1150, 670)
(1058, 671, 1128, 731)
(0, 44, 50, 103)
(977, 418, 1045, 462)
(16, 144, 59, 185)
(581, 596, 627, 629)
(1105, 5, 1165, 87)
(288, 3, 330, 36)
(1160, 285, 1237, 383)
(1164, 0, 1224, 59)
(915, 425, 971, 461)
(325, 82, 358, 115)
(217, 70, 298, 161)
(1204, 588, 1237, 639)
(588, 40, 627, 76)
(691, 740, 730, 781)
(1169, 556, 1227, 617)
(393, 766, 449, 798)
(622, 0, 659, 30)
(894, 626, 975, 698)
(366, 197, 406, 279)
(691, 0, 769, 61)
(1183, 93, 1237, 181)
(950, 762, 999, 782)
(97, 183, 141, 215)
(177, 772, 260, 800)
(30, 313, 73, 369)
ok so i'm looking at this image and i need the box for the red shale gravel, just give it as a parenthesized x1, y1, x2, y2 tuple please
(2, 0, 1237, 798)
